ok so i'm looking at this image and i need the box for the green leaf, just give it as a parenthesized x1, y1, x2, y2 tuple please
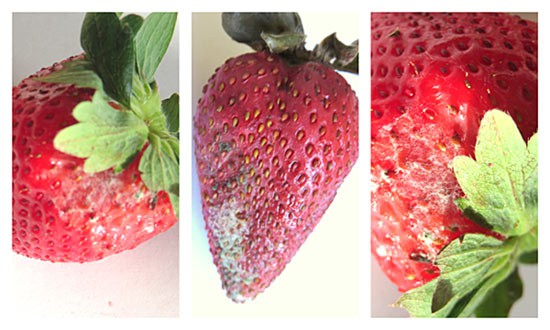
(162, 93, 179, 134)
(519, 250, 538, 264)
(139, 135, 179, 192)
(396, 234, 517, 317)
(120, 14, 144, 36)
(453, 110, 538, 236)
(81, 13, 135, 108)
(169, 191, 179, 219)
(35, 59, 103, 90)
(433, 234, 513, 312)
(454, 249, 517, 317)
(135, 13, 177, 82)
(475, 267, 523, 317)
(54, 91, 148, 173)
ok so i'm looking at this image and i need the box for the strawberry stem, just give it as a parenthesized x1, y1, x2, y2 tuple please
(222, 12, 358, 74)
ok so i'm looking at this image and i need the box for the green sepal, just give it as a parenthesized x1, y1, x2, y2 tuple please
(169, 191, 179, 219)
(162, 93, 179, 135)
(453, 110, 538, 237)
(474, 267, 523, 317)
(313, 33, 359, 72)
(53, 90, 149, 173)
(519, 250, 538, 264)
(396, 234, 519, 317)
(260, 31, 306, 53)
(120, 14, 144, 36)
(81, 13, 135, 108)
(139, 135, 179, 193)
(35, 59, 103, 90)
(135, 13, 177, 83)
(222, 12, 304, 51)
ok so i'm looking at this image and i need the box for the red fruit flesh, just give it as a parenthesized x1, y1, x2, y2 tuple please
(194, 51, 358, 302)
(371, 13, 537, 291)
(13, 57, 177, 262)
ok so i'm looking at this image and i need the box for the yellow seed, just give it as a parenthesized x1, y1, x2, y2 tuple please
(281, 113, 289, 122)
(273, 130, 280, 140)
(254, 108, 261, 118)
(266, 145, 273, 154)
(260, 137, 267, 146)
(292, 113, 298, 122)
(285, 149, 294, 159)
(297, 130, 305, 141)
(310, 113, 317, 124)
(232, 118, 239, 127)
(244, 111, 251, 121)
(257, 123, 265, 133)
(280, 138, 288, 148)
(266, 119, 273, 128)
(253, 148, 259, 158)
(216, 105, 223, 112)
(218, 82, 225, 92)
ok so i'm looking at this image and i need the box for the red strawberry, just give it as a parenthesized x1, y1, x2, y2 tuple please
(194, 50, 358, 302)
(12, 13, 180, 262)
(371, 12, 537, 293)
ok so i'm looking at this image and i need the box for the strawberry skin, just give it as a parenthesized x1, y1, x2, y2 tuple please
(371, 13, 537, 292)
(194, 51, 358, 302)
(13, 57, 177, 262)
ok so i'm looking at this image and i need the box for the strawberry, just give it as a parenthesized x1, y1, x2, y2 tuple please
(371, 12, 537, 317)
(194, 13, 359, 302)
(12, 13, 180, 262)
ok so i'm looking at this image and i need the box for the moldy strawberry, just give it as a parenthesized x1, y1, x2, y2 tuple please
(371, 12, 537, 317)
(13, 13, 180, 262)
(194, 13, 359, 302)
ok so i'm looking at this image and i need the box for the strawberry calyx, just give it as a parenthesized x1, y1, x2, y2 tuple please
(37, 12, 179, 217)
(221, 12, 358, 74)
(396, 110, 538, 317)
